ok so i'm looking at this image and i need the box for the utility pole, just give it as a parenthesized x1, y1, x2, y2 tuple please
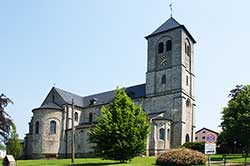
(71, 99, 75, 165)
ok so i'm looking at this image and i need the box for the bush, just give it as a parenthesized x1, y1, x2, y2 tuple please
(156, 148, 207, 166)
(181, 142, 205, 153)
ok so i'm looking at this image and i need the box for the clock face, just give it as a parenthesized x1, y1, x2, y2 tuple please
(160, 55, 167, 66)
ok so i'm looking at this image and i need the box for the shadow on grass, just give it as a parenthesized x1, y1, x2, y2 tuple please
(69, 162, 121, 166)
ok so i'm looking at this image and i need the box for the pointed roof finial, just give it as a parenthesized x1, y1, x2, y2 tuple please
(53, 83, 56, 87)
(169, 1, 173, 17)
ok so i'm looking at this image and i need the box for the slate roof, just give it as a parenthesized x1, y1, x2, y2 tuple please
(54, 87, 84, 107)
(145, 17, 196, 43)
(150, 17, 181, 36)
(33, 102, 63, 111)
(52, 83, 145, 108)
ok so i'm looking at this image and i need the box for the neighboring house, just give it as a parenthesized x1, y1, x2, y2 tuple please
(195, 127, 218, 143)
(0, 150, 6, 159)
(23, 16, 196, 159)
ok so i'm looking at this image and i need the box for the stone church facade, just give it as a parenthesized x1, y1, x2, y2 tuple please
(23, 16, 196, 159)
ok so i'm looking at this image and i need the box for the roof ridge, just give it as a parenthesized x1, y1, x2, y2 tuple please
(54, 87, 83, 98)
(50, 83, 145, 108)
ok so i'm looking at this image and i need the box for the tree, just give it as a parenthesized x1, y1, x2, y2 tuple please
(0, 94, 13, 144)
(0, 143, 5, 150)
(6, 123, 22, 159)
(181, 141, 205, 153)
(89, 88, 149, 163)
(220, 85, 250, 154)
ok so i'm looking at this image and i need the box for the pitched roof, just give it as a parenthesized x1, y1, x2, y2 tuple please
(54, 87, 84, 106)
(33, 102, 63, 111)
(150, 17, 181, 36)
(52, 84, 145, 108)
(145, 17, 196, 43)
(195, 127, 219, 135)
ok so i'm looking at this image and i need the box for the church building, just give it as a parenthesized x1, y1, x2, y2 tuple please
(23, 16, 196, 159)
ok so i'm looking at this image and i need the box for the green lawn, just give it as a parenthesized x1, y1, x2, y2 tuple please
(13, 157, 156, 166)
(211, 154, 250, 163)
(2, 157, 212, 166)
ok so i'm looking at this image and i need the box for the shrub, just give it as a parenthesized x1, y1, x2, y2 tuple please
(181, 141, 205, 153)
(156, 148, 207, 166)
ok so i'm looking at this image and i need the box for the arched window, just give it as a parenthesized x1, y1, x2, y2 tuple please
(159, 128, 165, 140)
(185, 134, 190, 142)
(35, 121, 39, 134)
(158, 42, 164, 53)
(89, 112, 93, 124)
(185, 39, 191, 56)
(75, 112, 78, 121)
(166, 40, 172, 51)
(186, 99, 191, 107)
(161, 74, 166, 84)
(50, 120, 56, 134)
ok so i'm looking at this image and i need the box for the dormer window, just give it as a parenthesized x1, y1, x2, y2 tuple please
(158, 42, 164, 53)
(90, 98, 97, 105)
(166, 40, 172, 51)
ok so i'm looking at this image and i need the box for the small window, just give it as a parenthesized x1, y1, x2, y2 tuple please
(50, 120, 56, 134)
(185, 39, 191, 56)
(185, 134, 190, 142)
(161, 74, 166, 84)
(75, 112, 78, 121)
(195, 136, 198, 140)
(158, 42, 164, 53)
(166, 40, 172, 51)
(35, 121, 39, 134)
(202, 130, 206, 133)
(167, 129, 170, 140)
(185, 43, 187, 54)
(159, 128, 165, 140)
(186, 75, 189, 86)
(186, 99, 191, 107)
(187, 45, 191, 56)
(202, 136, 205, 140)
(89, 112, 93, 124)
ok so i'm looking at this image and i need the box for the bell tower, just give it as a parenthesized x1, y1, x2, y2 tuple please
(145, 17, 196, 148)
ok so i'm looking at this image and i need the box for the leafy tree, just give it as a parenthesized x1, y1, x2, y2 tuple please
(89, 88, 149, 163)
(181, 142, 205, 153)
(220, 85, 250, 154)
(0, 94, 13, 144)
(6, 124, 22, 159)
(0, 143, 5, 150)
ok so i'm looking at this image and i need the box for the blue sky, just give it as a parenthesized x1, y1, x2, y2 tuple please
(1, 0, 250, 139)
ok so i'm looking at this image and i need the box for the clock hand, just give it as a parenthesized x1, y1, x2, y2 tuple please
(160, 59, 167, 64)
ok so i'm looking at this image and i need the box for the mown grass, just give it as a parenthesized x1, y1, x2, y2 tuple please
(211, 154, 250, 163)
(10, 157, 156, 166)
(1, 157, 217, 166)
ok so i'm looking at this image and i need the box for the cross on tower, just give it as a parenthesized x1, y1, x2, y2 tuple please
(169, 1, 173, 17)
